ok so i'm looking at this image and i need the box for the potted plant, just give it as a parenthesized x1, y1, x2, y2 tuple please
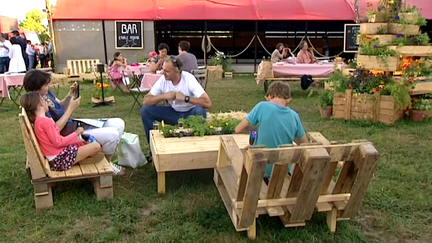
(410, 98, 432, 122)
(319, 90, 334, 118)
(224, 56, 233, 78)
(92, 80, 115, 103)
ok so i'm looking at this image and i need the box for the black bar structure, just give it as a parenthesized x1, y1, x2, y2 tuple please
(254, 21, 258, 73)
(102, 20, 108, 65)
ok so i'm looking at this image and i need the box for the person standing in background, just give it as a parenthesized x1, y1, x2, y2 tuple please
(11, 30, 28, 70)
(177, 41, 198, 73)
(8, 37, 26, 73)
(48, 41, 54, 69)
(39, 43, 49, 68)
(0, 33, 11, 73)
(26, 40, 36, 69)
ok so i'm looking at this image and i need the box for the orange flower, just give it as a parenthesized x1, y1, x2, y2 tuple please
(348, 84, 353, 88)
(408, 78, 413, 83)
(372, 88, 377, 93)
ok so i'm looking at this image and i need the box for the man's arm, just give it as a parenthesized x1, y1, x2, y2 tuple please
(143, 93, 168, 106)
(294, 135, 309, 145)
(235, 119, 258, 134)
(189, 93, 212, 110)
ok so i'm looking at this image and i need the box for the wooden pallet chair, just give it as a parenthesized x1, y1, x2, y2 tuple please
(66, 59, 100, 77)
(192, 69, 208, 90)
(18, 107, 114, 209)
(214, 133, 380, 239)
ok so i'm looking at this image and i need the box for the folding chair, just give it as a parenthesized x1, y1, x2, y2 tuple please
(108, 72, 125, 95)
(192, 69, 208, 90)
(125, 71, 149, 114)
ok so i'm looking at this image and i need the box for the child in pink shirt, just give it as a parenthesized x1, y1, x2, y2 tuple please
(20, 92, 101, 171)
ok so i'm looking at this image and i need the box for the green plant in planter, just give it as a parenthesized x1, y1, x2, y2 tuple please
(392, 33, 430, 46)
(319, 90, 334, 109)
(377, 26, 387, 34)
(381, 83, 411, 110)
(209, 55, 222, 66)
(412, 98, 432, 111)
(225, 56, 233, 72)
(360, 41, 397, 64)
(423, 93, 432, 99)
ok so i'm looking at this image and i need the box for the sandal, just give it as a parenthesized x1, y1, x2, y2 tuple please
(110, 162, 126, 176)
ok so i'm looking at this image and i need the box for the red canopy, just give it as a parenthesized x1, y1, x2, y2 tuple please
(51, 0, 355, 21)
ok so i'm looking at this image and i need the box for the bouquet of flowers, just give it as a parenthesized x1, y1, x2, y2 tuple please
(148, 51, 158, 60)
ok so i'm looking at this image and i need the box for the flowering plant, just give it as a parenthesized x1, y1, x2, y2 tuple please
(93, 81, 112, 98)
(392, 33, 430, 47)
(148, 51, 158, 59)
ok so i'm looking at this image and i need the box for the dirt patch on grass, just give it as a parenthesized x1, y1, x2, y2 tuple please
(140, 203, 160, 216)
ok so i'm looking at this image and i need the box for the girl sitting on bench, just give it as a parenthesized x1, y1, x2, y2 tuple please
(20, 92, 102, 171)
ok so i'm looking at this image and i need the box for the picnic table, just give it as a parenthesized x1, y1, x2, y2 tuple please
(0, 73, 26, 108)
(149, 130, 249, 194)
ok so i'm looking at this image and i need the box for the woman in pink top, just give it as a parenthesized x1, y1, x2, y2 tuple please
(20, 92, 101, 171)
(296, 41, 316, 64)
(109, 52, 129, 93)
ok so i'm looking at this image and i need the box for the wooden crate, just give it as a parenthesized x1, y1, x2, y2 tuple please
(333, 90, 404, 125)
(387, 46, 432, 57)
(368, 13, 386, 23)
(207, 65, 223, 81)
(150, 130, 249, 194)
(388, 23, 420, 35)
(357, 55, 400, 71)
(224, 72, 233, 78)
(360, 23, 388, 35)
(342, 68, 355, 76)
(367, 35, 397, 45)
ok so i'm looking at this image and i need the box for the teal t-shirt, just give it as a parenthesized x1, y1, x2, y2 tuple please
(246, 101, 306, 177)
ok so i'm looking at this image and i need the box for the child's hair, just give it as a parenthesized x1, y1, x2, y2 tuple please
(109, 52, 121, 66)
(20, 92, 42, 123)
(266, 82, 291, 99)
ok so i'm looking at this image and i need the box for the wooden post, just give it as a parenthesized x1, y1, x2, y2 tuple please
(373, 91, 381, 122)
(34, 183, 53, 209)
(157, 172, 166, 194)
(345, 89, 352, 120)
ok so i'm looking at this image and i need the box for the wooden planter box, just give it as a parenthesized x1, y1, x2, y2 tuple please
(367, 35, 397, 45)
(342, 68, 355, 76)
(388, 23, 420, 35)
(368, 13, 386, 23)
(399, 12, 417, 24)
(333, 90, 404, 125)
(357, 55, 400, 71)
(394, 77, 432, 96)
(91, 96, 115, 104)
(224, 72, 233, 78)
(387, 46, 432, 57)
(360, 23, 388, 35)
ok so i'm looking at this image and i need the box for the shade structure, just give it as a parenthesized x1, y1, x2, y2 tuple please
(51, 0, 355, 21)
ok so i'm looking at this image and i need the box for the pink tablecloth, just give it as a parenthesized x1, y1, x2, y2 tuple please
(125, 64, 151, 74)
(272, 63, 336, 78)
(140, 73, 162, 90)
(0, 74, 26, 98)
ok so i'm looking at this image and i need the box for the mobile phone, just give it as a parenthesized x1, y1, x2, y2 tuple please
(76, 84, 80, 98)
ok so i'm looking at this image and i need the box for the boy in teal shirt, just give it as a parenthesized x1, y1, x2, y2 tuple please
(235, 82, 308, 177)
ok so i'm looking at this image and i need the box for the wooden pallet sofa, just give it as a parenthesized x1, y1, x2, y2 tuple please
(214, 132, 380, 239)
(19, 108, 114, 209)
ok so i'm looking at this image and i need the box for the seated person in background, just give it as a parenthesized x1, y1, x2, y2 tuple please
(234, 82, 308, 178)
(284, 44, 295, 58)
(20, 92, 102, 171)
(177, 40, 198, 73)
(150, 43, 170, 73)
(109, 52, 129, 93)
(141, 56, 212, 161)
(271, 43, 286, 63)
(297, 41, 316, 64)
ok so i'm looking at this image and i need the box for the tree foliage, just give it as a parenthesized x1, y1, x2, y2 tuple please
(19, 9, 50, 42)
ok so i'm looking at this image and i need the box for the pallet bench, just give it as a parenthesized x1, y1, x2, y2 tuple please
(19, 108, 114, 209)
(214, 132, 380, 239)
(66, 59, 100, 77)
(149, 130, 249, 194)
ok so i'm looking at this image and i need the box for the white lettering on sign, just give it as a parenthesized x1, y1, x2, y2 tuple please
(121, 24, 138, 34)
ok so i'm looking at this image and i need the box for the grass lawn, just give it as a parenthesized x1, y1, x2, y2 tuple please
(0, 75, 431, 243)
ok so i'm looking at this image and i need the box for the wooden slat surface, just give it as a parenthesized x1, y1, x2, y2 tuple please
(65, 165, 83, 177)
(94, 159, 113, 174)
(80, 164, 99, 176)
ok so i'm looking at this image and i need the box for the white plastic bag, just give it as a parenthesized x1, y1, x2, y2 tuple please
(117, 133, 147, 168)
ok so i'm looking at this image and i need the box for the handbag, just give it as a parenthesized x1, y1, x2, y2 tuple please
(117, 133, 147, 169)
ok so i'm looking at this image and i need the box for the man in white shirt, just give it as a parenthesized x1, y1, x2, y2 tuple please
(0, 34, 11, 74)
(141, 56, 212, 157)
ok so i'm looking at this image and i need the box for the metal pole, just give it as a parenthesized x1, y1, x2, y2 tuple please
(45, 0, 56, 71)
(254, 21, 258, 73)
(102, 20, 108, 65)
(204, 21, 207, 66)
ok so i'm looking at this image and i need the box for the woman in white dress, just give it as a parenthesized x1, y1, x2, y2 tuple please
(8, 37, 26, 73)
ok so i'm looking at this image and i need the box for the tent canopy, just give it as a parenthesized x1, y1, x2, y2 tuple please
(52, 0, 355, 21)
(52, 0, 432, 21)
